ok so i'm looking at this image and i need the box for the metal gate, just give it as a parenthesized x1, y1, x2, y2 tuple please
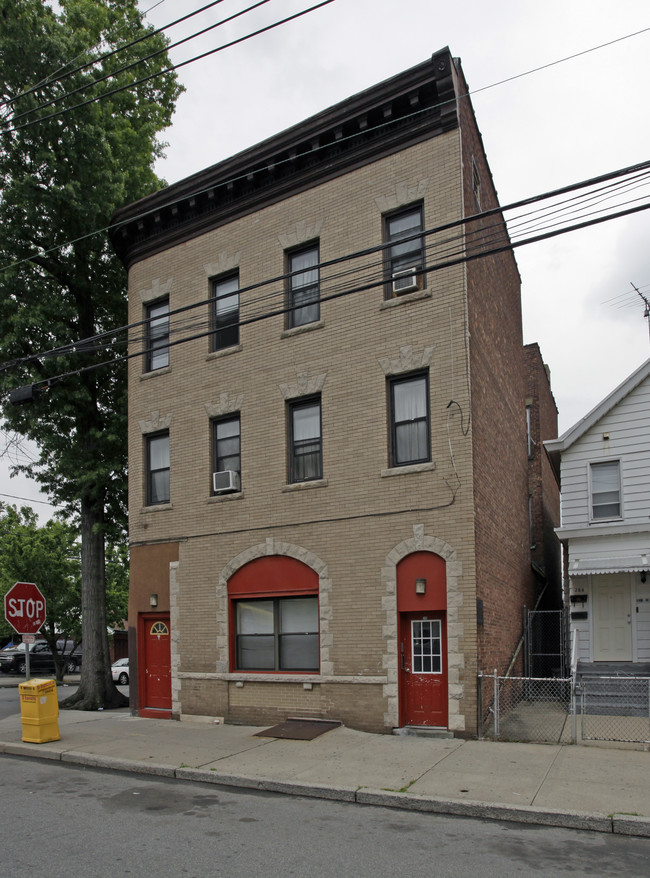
(524, 608, 568, 678)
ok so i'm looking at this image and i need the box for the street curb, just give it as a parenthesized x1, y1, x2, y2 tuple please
(356, 789, 612, 832)
(60, 751, 177, 778)
(612, 815, 650, 838)
(175, 766, 358, 802)
(2, 741, 650, 838)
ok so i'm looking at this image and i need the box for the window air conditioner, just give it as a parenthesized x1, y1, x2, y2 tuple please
(392, 267, 419, 295)
(213, 470, 241, 493)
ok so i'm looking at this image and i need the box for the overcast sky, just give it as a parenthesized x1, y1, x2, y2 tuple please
(3, 0, 650, 519)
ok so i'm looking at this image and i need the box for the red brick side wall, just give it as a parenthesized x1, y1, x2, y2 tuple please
(524, 343, 561, 608)
(455, 62, 534, 678)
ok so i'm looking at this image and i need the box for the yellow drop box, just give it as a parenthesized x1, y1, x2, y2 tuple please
(19, 678, 60, 744)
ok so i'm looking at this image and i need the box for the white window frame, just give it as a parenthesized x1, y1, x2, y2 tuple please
(589, 459, 622, 521)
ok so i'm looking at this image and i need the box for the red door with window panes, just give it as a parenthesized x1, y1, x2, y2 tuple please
(139, 613, 171, 717)
(399, 611, 448, 727)
(397, 552, 449, 728)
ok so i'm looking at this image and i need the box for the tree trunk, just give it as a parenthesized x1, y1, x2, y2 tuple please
(59, 499, 127, 710)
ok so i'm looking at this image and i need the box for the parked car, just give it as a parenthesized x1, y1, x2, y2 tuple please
(0, 640, 82, 675)
(111, 657, 129, 685)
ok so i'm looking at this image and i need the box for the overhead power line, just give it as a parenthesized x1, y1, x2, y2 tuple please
(4, 159, 650, 395)
(1, 0, 337, 135)
(2, 19, 647, 278)
(4, 0, 274, 128)
(0, 0, 230, 115)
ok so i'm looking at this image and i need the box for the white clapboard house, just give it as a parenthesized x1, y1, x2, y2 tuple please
(545, 359, 650, 671)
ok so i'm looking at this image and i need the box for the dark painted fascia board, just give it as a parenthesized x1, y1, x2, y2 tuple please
(110, 48, 458, 268)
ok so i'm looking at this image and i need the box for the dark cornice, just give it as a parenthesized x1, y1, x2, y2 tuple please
(110, 48, 458, 269)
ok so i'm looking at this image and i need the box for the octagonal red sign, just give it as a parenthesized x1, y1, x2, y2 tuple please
(4, 582, 46, 635)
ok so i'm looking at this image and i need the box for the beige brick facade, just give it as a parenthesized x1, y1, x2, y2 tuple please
(117, 50, 556, 735)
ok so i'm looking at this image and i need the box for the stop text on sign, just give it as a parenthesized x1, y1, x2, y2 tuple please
(7, 596, 45, 620)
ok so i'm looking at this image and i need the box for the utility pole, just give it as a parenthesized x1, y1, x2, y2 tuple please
(630, 282, 650, 346)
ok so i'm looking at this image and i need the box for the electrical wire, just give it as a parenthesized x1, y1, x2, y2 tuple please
(5, 188, 650, 396)
(2, 0, 337, 135)
(3, 158, 650, 378)
(0, 0, 176, 114)
(4, 0, 273, 128)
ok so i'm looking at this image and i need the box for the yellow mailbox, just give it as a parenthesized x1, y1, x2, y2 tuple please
(19, 677, 60, 743)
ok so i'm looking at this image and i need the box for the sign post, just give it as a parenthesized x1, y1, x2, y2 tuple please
(4, 582, 47, 680)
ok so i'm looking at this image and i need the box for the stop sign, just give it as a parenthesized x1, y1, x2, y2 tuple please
(4, 582, 46, 635)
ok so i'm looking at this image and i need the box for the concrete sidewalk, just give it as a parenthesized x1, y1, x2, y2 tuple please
(0, 682, 648, 838)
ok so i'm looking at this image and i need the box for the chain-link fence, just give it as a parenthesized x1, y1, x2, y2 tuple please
(578, 676, 650, 745)
(478, 672, 573, 743)
(478, 671, 650, 745)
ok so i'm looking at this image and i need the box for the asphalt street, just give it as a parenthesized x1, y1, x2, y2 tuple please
(3, 756, 650, 878)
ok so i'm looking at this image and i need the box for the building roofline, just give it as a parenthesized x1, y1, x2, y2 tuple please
(544, 356, 650, 478)
(110, 48, 460, 268)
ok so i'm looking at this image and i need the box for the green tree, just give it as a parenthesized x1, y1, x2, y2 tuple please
(0, 503, 128, 681)
(0, 0, 182, 707)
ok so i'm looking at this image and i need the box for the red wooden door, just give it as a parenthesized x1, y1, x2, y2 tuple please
(399, 611, 448, 727)
(142, 616, 171, 712)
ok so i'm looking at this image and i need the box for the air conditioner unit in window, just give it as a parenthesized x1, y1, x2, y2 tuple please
(392, 267, 419, 295)
(213, 470, 240, 493)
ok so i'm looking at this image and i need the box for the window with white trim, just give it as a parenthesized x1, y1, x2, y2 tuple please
(590, 460, 621, 520)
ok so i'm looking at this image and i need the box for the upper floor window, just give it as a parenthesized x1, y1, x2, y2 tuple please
(287, 244, 319, 328)
(146, 431, 170, 505)
(389, 373, 430, 466)
(145, 299, 169, 371)
(212, 415, 241, 492)
(526, 404, 533, 458)
(472, 158, 482, 211)
(590, 460, 621, 520)
(289, 397, 322, 482)
(385, 206, 424, 297)
(212, 273, 239, 351)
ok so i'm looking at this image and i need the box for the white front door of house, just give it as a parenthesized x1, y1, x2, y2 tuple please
(592, 575, 632, 661)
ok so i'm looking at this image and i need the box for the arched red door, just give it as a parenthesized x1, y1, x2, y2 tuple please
(139, 614, 171, 718)
(397, 552, 448, 728)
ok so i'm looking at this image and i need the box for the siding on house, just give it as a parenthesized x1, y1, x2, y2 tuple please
(546, 359, 650, 665)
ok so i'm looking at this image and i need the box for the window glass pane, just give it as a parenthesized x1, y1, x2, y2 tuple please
(237, 635, 275, 670)
(293, 404, 320, 441)
(148, 434, 169, 470)
(280, 634, 319, 670)
(394, 377, 426, 421)
(280, 598, 318, 633)
(237, 601, 273, 634)
(395, 421, 427, 464)
(149, 469, 169, 505)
